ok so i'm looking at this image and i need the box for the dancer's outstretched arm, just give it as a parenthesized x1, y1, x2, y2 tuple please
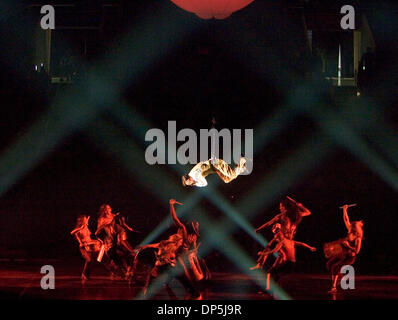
(70, 225, 85, 235)
(287, 196, 311, 216)
(120, 216, 134, 232)
(294, 241, 316, 251)
(342, 205, 352, 231)
(255, 214, 281, 233)
(170, 199, 187, 239)
(140, 243, 160, 250)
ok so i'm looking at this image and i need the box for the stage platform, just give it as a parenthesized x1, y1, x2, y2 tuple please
(0, 260, 397, 300)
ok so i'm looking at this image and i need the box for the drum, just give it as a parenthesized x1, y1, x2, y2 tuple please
(323, 240, 345, 259)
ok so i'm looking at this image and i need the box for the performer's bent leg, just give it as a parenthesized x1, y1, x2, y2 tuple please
(328, 256, 347, 292)
(175, 258, 201, 299)
(80, 248, 95, 280)
(212, 158, 246, 183)
(81, 261, 90, 280)
(265, 257, 283, 290)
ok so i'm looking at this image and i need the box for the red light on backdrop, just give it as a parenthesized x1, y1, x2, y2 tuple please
(170, 0, 254, 20)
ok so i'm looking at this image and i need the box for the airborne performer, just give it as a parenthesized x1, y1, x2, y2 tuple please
(182, 117, 249, 188)
(181, 157, 247, 187)
(324, 204, 364, 293)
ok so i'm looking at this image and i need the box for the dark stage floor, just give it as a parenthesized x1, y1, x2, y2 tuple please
(1, 260, 397, 300)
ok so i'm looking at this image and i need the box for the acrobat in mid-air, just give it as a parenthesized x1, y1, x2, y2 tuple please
(181, 157, 248, 187)
(323, 204, 364, 293)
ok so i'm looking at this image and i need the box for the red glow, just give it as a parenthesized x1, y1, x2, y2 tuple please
(170, 0, 254, 20)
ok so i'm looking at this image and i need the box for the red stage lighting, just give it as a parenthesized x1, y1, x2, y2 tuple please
(170, 0, 254, 19)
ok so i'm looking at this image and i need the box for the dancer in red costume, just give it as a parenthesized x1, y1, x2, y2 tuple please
(71, 215, 118, 281)
(324, 204, 363, 293)
(255, 196, 311, 239)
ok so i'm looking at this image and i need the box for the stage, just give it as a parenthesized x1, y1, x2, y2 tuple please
(1, 260, 397, 300)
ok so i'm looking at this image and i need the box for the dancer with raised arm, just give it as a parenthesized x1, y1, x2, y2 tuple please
(324, 204, 364, 293)
(140, 199, 203, 299)
(170, 199, 210, 284)
(255, 196, 311, 239)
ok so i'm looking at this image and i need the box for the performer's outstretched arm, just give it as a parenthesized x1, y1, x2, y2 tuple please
(294, 241, 316, 251)
(94, 226, 104, 236)
(120, 216, 134, 232)
(71, 225, 85, 235)
(140, 243, 160, 250)
(287, 196, 311, 216)
(170, 199, 187, 239)
(255, 214, 281, 233)
(342, 205, 352, 231)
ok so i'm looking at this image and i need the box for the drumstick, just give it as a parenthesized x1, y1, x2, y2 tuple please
(339, 203, 357, 209)
(286, 196, 299, 205)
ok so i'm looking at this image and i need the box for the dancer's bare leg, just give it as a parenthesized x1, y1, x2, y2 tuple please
(329, 275, 339, 293)
(266, 272, 271, 290)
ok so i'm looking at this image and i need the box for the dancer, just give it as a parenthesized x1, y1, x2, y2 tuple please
(95, 204, 138, 278)
(250, 223, 284, 270)
(139, 233, 184, 294)
(170, 199, 210, 283)
(140, 199, 202, 299)
(324, 204, 364, 293)
(264, 230, 316, 291)
(70, 215, 117, 281)
(140, 234, 202, 299)
(181, 157, 247, 187)
(255, 196, 311, 239)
